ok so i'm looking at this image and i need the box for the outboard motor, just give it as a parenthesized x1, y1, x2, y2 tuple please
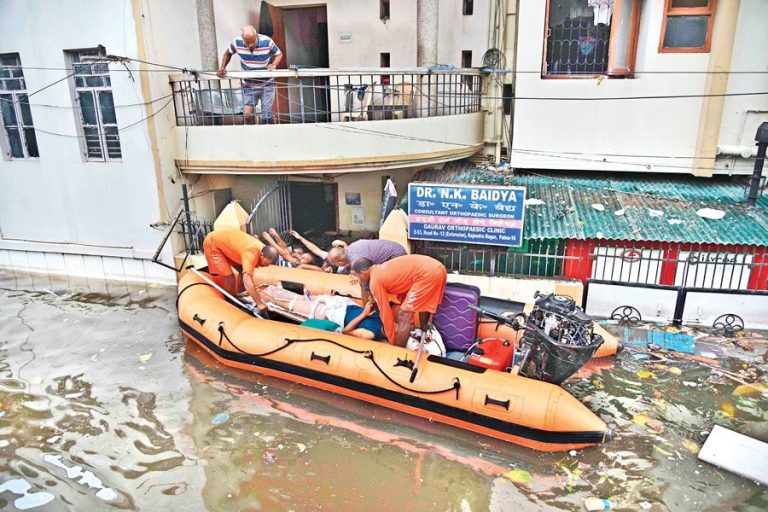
(517, 292, 604, 384)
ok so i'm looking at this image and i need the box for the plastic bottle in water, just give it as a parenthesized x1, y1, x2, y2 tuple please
(584, 497, 618, 511)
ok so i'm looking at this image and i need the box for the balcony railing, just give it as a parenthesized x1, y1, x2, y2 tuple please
(169, 68, 483, 126)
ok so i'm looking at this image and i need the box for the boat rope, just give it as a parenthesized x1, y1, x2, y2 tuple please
(215, 325, 462, 398)
(364, 352, 461, 399)
(216, 323, 290, 356)
(177, 279, 256, 317)
(176, 281, 214, 309)
(285, 337, 461, 398)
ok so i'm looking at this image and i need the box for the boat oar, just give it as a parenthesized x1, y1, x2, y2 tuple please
(187, 266, 263, 317)
(409, 325, 429, 383)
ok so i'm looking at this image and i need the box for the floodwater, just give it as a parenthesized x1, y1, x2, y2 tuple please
(0, 269, 766, 512)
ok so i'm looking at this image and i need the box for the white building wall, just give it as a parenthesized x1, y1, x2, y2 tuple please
(510, 0, 766, 175)
(0, 0, 199, 283)
(437, 0, 493, 67)
(0, 0, 498, 282)
(213, 1, 496, 70)
(716, 0, 768, 174)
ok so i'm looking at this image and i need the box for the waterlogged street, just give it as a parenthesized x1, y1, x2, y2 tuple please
(0, 269, 766, 511)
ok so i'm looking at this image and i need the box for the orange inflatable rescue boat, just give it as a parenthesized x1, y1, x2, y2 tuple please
(177, 269, 613, 451)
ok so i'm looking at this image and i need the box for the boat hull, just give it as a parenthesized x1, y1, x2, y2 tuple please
(178, 271, 610, 451)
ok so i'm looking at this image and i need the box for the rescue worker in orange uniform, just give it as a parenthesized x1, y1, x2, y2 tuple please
(202, 229, 279, 313)
(351, 255, 447, 347)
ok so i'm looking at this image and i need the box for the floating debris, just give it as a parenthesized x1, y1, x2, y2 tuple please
(732, 382, 768, 397)
(584, 497, 617, 511)
(211, 413, 230, 425)
(503, 468, 532, 484)
(699, 425, 768, 486)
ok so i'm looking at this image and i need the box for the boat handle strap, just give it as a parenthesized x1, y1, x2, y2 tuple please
(310, 352, 331, 365)
(484, 395, 510, 410)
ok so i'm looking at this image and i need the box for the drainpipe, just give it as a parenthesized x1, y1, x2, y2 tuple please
(691, 0, 740, 177)
(416, 0, 438, 66)
(502, 0, 519, 156)
(417, 0, 438, 128)
(196, 0, 219, 72)
(746, 122, 768, 206)
(483, 0, 508, 164)
(717, 145, 758, 158)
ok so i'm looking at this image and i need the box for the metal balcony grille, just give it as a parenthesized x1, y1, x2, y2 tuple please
(169, 69, 483, 127)
(545, 8, 610, 75)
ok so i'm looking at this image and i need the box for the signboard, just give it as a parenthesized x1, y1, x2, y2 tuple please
(408, 182, 526, 247)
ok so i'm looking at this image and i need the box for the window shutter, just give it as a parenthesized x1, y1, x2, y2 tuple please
(607, 0, 641, 77)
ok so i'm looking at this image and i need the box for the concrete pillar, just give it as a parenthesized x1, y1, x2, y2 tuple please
(417, 0, 438, 67)
(691, 0, 741, 177)
(196, 0, 219, 71)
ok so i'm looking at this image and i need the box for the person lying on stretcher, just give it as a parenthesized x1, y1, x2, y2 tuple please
(255, 285, 384, 340)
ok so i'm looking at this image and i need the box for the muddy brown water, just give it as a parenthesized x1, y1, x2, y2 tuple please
(0, 270, 766, 511)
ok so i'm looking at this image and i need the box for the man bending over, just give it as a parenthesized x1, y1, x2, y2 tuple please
(351, 255, 447, 347)
(202, 229, 279, 313)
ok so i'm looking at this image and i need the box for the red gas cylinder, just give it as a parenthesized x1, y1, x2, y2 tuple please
(467, 338, 516, 372)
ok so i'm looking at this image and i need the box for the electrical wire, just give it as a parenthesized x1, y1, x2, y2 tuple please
(10, 52, 753, 171)
(80, 54, 768, 102)
(8, 64, 768, 75)
(510, 148, 739, 173)
(0, 93, 173, 110)
(23, 71, 77, 99)
(33, 97, 174, 138)
(515, 168, 756, 205)
(508, 91, 768, 101)
(170, 82, 754, 172)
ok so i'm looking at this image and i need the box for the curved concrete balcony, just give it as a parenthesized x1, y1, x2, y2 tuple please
(169, 69, 485, 174)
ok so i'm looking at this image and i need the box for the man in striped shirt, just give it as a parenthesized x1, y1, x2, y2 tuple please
(327, 239, 407, 274)
(217, 25, 283, 124)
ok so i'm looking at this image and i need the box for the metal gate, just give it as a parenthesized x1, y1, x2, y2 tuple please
(246, 181, 292, 238)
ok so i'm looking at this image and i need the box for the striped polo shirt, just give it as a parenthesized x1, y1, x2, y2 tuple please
(345, 240, 407, 268)
(228, 35, 281, 73)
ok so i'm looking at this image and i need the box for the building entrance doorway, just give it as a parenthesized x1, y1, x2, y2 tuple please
(289, 182, 337, 236)
(260, 3, 330, 123)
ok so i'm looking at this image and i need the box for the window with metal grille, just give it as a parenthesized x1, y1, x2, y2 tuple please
(544, 0, 641, 77)
(68, 48, 121, 160)
(0, 53, 39, 159)
(659, 0, 716, 53)
(463, 0, 474, 16)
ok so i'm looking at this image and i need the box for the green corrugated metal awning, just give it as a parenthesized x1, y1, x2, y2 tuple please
(415, 161, 768, 246)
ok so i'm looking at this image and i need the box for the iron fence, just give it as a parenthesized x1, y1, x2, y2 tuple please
(169, 68, 483, 127)
(180, 216, 213, 255)
(246, 181, 292, 238)
(414, 239, 570, 278)
(414, 239, 768, 292)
